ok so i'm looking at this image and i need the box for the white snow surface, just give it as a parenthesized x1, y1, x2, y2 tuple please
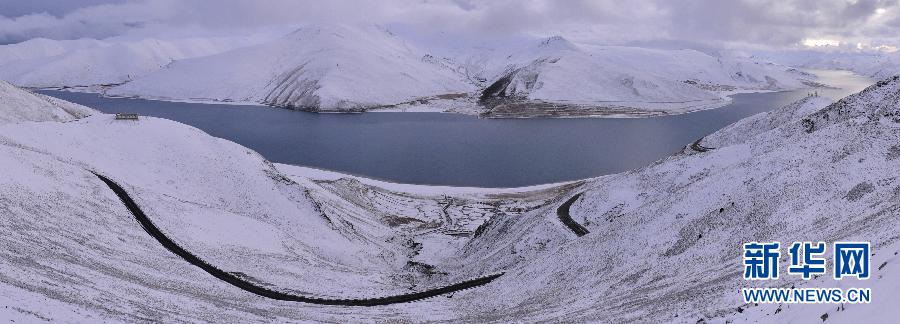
(2, 73, 900, 322)
(0, 35, 273, 88)
(0, 80, 94, 123)
(464, 37, 822, 117)
(108, 24, 475, 110)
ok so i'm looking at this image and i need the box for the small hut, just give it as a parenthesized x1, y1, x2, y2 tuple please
(115, 113, 139, 120)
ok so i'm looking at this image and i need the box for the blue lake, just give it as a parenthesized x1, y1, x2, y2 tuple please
(41, 70, 872, 187)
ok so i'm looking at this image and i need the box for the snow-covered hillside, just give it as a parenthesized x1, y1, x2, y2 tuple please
(446, 77, 900, 321)
(0, 35, 272, 89)
(473, 37, 821, 117)
(0, 80, 94, 123)
(0, 83, 569, 321)
(108, 24, 474, 111)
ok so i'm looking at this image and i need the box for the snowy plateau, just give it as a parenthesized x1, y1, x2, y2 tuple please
(2, 50, 900, 322)
(2, 15, 900, 324)
(0, 24, 827, 118)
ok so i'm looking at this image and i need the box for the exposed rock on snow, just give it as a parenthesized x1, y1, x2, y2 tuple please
(701, 95, 833, 148)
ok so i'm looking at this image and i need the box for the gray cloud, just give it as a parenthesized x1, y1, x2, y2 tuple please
(0, 0, 898, 51)
(0, 0, 126, 17)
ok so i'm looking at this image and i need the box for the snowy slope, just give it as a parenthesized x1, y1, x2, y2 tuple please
(475, 36, 820, 117)
(0, 85, 545, 321)
(701, 95, 834, 148)
(479, 38, 720, 104)
(108, 24, 474, 111)
(0, 80, 94, 123)
(442, 76, 900, 321)
(0, 38, 105, 66)
(0, 113, 445, 298)
(0, 36, 271, 88)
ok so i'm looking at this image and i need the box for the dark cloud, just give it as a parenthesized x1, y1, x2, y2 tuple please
(0, 0, 897, 51)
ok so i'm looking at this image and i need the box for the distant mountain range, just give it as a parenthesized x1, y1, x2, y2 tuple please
(0, 24, 826, 117)
(0, 35, 273, 89)
(753, 50, 900, 80)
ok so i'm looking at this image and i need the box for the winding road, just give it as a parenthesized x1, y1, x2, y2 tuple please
(556, 193, 590, 237)
(93, 172, 503, 306)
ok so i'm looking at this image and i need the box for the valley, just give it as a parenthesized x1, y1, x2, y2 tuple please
(1, 69, 898, 322)
(2, 4, 899, 322)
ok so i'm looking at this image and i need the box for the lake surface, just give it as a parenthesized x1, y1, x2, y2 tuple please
(41, 70, 873, 187)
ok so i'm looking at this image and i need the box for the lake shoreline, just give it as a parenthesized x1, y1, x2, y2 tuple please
(37, 69, 873, 188)
(32, 80, 818, 119)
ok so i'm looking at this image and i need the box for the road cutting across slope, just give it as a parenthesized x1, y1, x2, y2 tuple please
(92, 171, 503, 306)
(556, 193, 590, 237)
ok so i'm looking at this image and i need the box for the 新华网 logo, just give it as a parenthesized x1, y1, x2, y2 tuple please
(741, 241, 871, 304)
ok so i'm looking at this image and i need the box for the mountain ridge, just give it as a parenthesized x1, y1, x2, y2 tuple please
(0, 24, 828, 117)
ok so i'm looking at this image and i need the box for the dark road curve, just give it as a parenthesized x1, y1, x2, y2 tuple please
(92, 172, 503, 306)
(556, 193, 590, 237)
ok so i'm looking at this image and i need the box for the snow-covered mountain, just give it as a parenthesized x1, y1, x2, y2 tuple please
(0, 24, 827, 117)
(107, 30, 820, 116)
(2, 54, 900, 321)
(108, 24, 475, 111)
(0, 35, 271, 89)
(472, 36, 820, 117)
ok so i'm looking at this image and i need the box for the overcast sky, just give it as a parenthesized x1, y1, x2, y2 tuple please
(1, 0, 898, 51)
